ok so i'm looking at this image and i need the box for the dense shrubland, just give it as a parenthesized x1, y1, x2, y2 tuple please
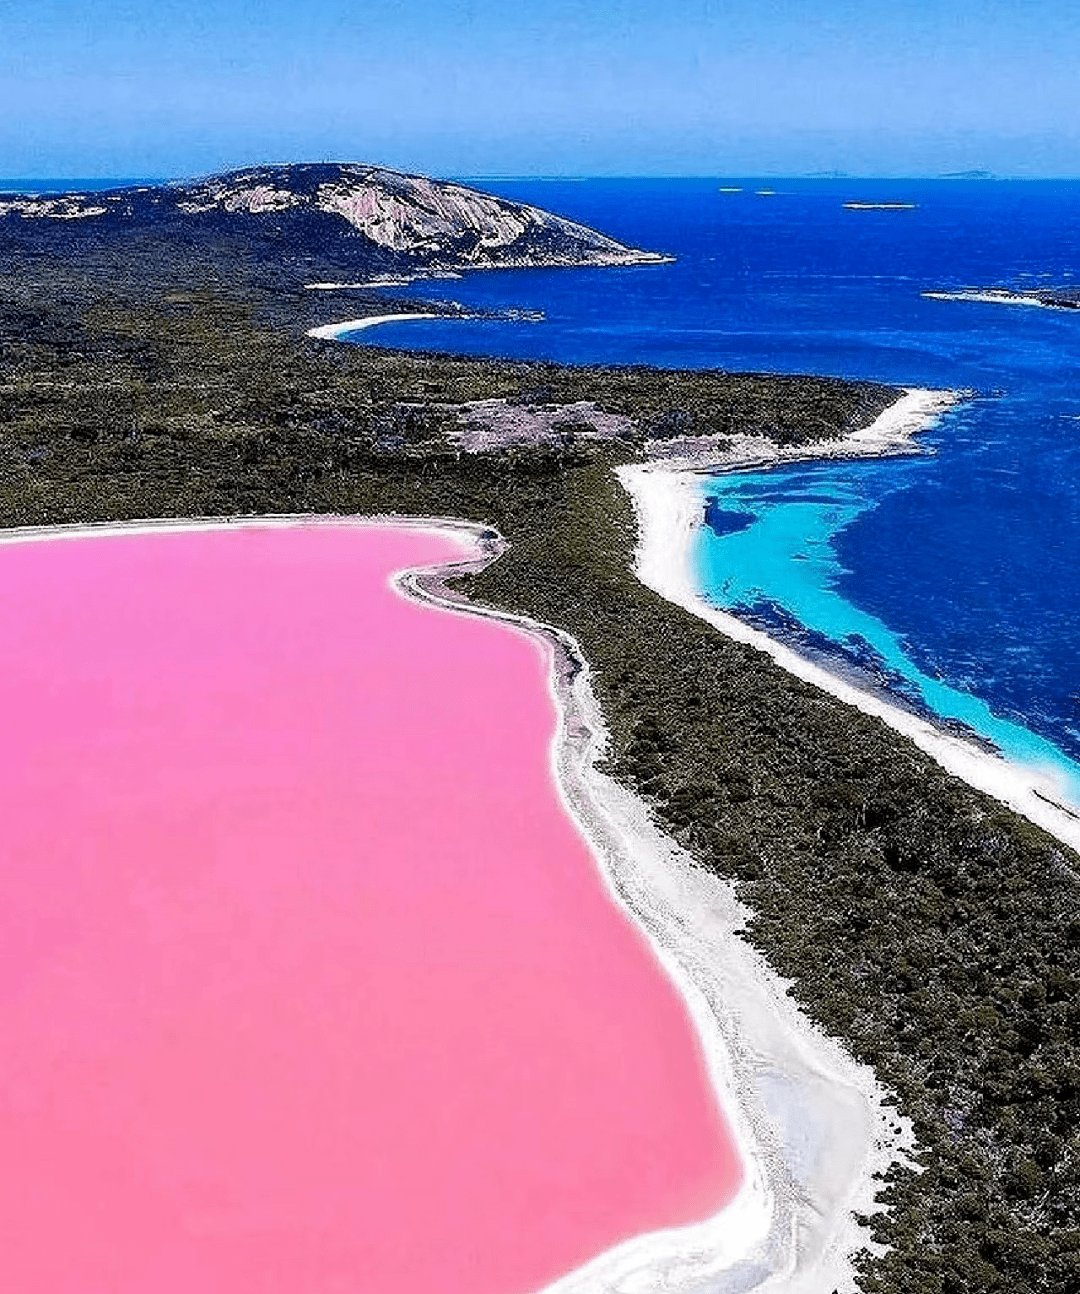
(0, 260, 1077, 1294)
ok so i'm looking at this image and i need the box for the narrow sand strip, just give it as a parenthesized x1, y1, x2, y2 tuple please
(0, 515, 912, 1294)
(404, 528, 916, 1294)
(305, 312, 442, 341)
(616, 389, 1080, 855)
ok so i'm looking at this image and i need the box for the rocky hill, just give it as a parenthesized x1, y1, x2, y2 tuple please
(0, 163, 666, 273)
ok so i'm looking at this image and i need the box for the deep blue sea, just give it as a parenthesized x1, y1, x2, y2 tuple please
(348, 178, 1080, 804)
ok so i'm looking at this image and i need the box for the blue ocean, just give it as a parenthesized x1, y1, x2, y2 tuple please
(350, 178, 1080, 805)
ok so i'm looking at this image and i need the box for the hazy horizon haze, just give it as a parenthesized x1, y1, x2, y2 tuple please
(1, 1, 1078, 178)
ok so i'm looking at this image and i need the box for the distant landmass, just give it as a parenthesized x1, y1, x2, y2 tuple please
(0, 162, 667, 273)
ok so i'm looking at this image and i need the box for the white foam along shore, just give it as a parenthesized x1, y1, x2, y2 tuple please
(305, 312, 442, 342)
(0, 514, 914, 1294)
(617, 387, 1080, 856)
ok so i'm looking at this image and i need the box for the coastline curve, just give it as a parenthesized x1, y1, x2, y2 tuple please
(616, 389, 1080, 856)
(305, 312, 444, 342)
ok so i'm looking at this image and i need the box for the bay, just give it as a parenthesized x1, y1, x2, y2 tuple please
(349, 177, 1080, 805)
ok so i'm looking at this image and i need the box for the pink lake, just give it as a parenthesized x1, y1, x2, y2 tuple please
(0, 522, 741, 1294)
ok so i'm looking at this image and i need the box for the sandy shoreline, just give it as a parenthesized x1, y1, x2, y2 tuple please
(617, 387, 1080, 855)
(0, 514, 910, 1294)
(305, 312, 442, 342)
(643, 386, 962, 472)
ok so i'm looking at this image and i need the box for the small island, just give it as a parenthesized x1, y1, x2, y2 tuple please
(843, 200, 918, 210)
(924, 285, 1080, 309)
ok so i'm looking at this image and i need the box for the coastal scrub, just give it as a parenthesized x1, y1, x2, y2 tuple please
(0, 266, 1077, 1294)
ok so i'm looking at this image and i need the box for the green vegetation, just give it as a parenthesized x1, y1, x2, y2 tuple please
(1, 269, 1078, 1294)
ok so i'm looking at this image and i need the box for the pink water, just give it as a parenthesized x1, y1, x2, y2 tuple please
(0, 523, 741, 1294)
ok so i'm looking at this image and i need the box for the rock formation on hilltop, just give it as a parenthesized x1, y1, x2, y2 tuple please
(0, 163, 667, 273)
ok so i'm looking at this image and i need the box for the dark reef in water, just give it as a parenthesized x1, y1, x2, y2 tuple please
(703, 498, 756, 537)
(1016, 286, 1080, 309)
(1032, 289, 1080, 309)
(728, 598, 1003, 755)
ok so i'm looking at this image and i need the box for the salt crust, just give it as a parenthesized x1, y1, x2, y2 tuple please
(0, 515, 917, 1293)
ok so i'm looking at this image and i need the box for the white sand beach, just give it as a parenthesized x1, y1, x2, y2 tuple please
(305, 312, 441, 341)
(616, 389, 1080, 856)
(644, 386, 962, 472)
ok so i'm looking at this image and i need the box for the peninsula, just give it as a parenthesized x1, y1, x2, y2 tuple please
(0, 162, 666, 272)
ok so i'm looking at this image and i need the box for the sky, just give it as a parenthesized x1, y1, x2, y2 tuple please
(1, 0, 1079, 179)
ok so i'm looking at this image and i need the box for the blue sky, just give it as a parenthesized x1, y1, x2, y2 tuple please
(1, 0, 1078, 178)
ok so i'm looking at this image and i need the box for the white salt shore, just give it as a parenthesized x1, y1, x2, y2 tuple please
(1, 514, 915, 1294)
(617, 388, 1080, 856)
(405, 522, 916, 1294)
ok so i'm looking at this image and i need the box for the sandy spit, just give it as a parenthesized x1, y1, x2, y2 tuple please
(0, 513, 912, 1294)
(617, 387, 1080, 855)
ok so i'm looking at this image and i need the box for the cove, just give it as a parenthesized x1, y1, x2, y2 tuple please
(695, 461, 1080, 808)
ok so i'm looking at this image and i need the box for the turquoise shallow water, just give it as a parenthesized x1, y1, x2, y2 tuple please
(695, 453, 1080, 807)
(347, 178, 1080, 810)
